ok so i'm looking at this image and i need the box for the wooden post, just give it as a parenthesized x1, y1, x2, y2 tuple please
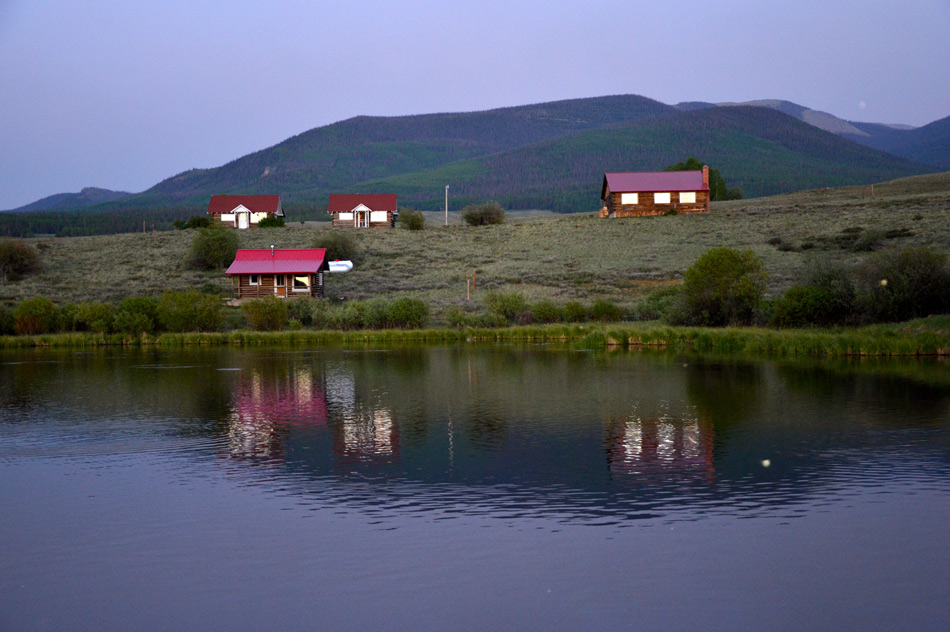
(467, 279, 470, 301)
(473, 272, 477, 292)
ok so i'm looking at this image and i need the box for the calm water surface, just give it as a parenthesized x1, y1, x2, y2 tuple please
(1, 346, 948, 631)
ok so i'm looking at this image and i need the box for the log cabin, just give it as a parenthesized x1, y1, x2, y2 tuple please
(600, 167, 710, 217)
(208, 195, 284, 229)
(225, 248, 329, 299)
(328, 194, 397, 228)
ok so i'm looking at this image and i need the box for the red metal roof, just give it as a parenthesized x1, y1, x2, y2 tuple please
(602, 171, 708, 197)
(208, 195, 282, 215)
(327, 194, 397, 214)
(225, 249, 327, 275)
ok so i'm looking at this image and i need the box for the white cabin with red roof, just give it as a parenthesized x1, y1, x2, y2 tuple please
(600, 167, 709, 217)
(208, 195, 283, 229)
(328, 194, 397, 228)
(225, 248, 328, 299)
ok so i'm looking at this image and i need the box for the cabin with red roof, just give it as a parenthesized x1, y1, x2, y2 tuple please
(328, 194, 397, 228)
(208, 195, 283, 229)
(600, 167, 709, 217)
(225, 248, 328, 299)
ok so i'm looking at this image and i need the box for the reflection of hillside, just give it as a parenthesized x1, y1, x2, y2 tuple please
(605, 414, 715, 484)
(227, 364, 328, 460)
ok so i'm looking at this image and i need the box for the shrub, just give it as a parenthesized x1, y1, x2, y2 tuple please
(0, 239, 40, 284)
(187, 226, 239, 270)
(388, 297, 429, 328)
(58, 303, 80, 331)
(461, 201, 505, 226)
(242, 296, 289, 331)
(484, 290, 527, 322)
(771, 285, 833, 328)
(75, 301, 116, 333)
(631, 286, 682, 321)
(257, 215, 285, 228)
(855, 247, 950, 323)
(531, 300, 565, 324)
(590, 299, 623, 322)
(286, 297, 315, 326)
(113, 296, 159, 334)
(156, 290, 222, 332)
(0, 305, 14, 335)
(312, 229, 361, 264)
(13, 297, 60, 335)
(678, 248, 767, 326)
(563, 300, 589, 323)
(397, 209, 425, 231)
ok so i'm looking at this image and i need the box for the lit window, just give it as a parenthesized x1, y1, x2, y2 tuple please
(654, 192, 671, 204)
(621, 193, 638, 205)
(293, 276, 310, 289)
(680, 192, 696, 204)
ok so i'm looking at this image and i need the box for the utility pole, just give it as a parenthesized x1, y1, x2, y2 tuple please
(445, 185, 449, 226)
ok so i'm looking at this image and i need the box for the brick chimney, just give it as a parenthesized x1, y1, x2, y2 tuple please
(702, 165, 709, 187)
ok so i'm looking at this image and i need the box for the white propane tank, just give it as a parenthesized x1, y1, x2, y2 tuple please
(328, 260, 353, 273)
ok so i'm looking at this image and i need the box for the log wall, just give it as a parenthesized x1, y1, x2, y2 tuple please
(603, 191, 709, 217)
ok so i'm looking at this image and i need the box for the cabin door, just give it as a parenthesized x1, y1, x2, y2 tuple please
(237, 211, 249, 229)
(356, 210, 369, 228)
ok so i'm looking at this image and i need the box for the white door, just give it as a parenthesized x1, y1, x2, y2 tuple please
(237, 211, 249, 229)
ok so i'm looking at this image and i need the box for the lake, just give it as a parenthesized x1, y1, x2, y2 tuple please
(1, 345, 948, 631)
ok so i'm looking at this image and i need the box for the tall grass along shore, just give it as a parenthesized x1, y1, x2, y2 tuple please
(2, 316, 947, 358)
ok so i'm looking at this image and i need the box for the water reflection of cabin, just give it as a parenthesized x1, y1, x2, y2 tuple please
(225, 248, 329, 299)
(605, 415, 715, 482)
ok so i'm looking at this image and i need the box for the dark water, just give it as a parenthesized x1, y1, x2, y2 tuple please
(1, 346, 948, 631)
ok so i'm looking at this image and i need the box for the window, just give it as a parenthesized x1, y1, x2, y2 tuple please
(249, 274, 259, 286)
(370, 211, 388, 223)
(293, 275, 310, 290)
(620, 193, 638, 205)
(654, 192, 671, 204)
(275, 275, 285, 287)
(680, 192, 696, 204)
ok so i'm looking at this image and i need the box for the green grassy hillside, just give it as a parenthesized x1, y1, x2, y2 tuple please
(3, 173, 947, 323)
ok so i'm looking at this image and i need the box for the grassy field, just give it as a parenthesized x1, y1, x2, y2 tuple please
(2, 172, 948, 323)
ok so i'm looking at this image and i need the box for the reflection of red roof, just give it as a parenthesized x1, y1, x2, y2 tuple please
(225, 249, 327, 275)
(603, 171, 708, 195)
(328, 194, 397, 214)
(208, 194, 282, 215)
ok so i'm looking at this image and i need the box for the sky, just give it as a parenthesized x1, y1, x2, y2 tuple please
(1, 0, 948, 210)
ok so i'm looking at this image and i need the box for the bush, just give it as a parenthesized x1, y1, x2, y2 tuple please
(461, 201, 505, 226)
(388, 297, 429, 328)
(563, 300, 589, 323)
(678, 248, 767, 326)
(856, 247, 950, 323)
(312, 229, 361, 264)
(156, 290, 222, 332)
(0, 305, 15, 335)
(257, 215, 285, 228)
(771, 285, 833, 328)
(13, 297, 60, 335)
(590, 299, 623, 322)
(0, 239, 40, 284)
(631, 286, 682, 321)
(286, 297, 315, 326)
(397, 209, 425, 231)
(187, 227, 239, 270)
(113, 296, 159, 334)
(531, 300, 565, 324)
(241, 296, 289, 331)
(173, 216, 211, 230)
(75, 301, 116, 333)
(484, 290, 527, 322)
